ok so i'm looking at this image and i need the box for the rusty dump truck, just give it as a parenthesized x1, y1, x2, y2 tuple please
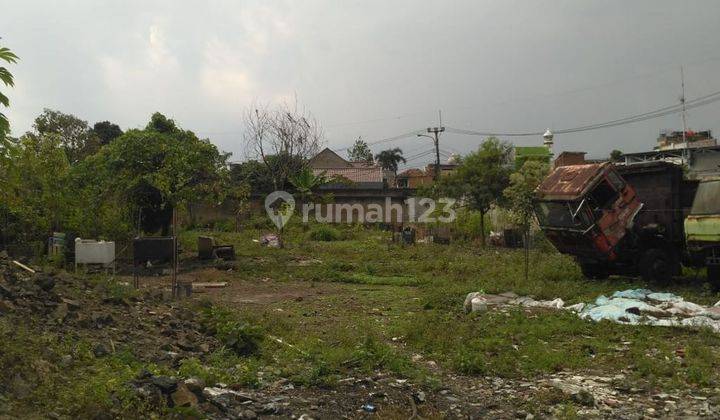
(534, 161, 709, 284)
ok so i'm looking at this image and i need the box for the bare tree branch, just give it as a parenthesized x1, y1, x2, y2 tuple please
(243, 100, 324, 190)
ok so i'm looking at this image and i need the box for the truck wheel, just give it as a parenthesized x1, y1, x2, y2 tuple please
(580, 263, 609, 280)
(640, 248, 672, 284)
(708, 264, 720, 293)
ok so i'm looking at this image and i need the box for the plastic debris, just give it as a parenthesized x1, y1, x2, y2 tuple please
(577, 289, 720, 332)
(259, 234, 281, 248)
(463, 288, 720, 333)
(361, 403, 376, 413)
(611, 289, 651, 300)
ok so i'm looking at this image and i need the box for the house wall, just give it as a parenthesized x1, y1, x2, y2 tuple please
(554, 152, 586, 168)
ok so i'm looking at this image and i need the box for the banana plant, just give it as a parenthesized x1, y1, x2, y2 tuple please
(0, 46, 19, 138)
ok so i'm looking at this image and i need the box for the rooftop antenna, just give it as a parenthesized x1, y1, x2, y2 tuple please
(681, 66, 688, 144)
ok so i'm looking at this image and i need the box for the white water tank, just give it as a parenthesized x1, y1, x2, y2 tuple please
(75, 238, 115, 270)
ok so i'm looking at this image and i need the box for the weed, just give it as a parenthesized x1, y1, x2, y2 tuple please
(200, 306, 265, 357)
(308, 225, 342, 241)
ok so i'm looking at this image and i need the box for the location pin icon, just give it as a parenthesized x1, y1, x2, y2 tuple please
(265, 191, 295, 229)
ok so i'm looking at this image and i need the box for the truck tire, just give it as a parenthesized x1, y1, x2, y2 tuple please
(708, 264, 720, 293)
(639, 248, 672, 284)
(580, 263, 609, 280)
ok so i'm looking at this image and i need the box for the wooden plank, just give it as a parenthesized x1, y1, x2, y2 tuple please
(191, 282, 228, 289)
(12, 260, 35, 273)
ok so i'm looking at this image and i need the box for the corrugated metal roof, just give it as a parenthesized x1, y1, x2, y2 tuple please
(536, 162, 609, 200)
(314, 167, 384, 184)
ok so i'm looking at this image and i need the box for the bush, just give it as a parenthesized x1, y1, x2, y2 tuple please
(308, 225, 341, 241)
(212, 219, 235, 232)
(200, 306, 265, 357)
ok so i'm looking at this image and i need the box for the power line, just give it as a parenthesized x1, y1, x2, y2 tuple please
(332, 129, 424, 152)
(445, 89, 720, 138)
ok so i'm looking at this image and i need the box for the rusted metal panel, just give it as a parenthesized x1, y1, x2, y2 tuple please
(536, 162, 610, 201)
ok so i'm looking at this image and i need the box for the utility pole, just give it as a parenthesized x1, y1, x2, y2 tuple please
(681, 66, 688, 144)
(427, 126, 445, 180)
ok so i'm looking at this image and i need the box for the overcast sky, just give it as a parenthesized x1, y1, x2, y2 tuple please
(3, 0, 720, 167)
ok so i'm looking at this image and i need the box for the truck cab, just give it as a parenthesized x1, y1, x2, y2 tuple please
(535, 163, 644, 278)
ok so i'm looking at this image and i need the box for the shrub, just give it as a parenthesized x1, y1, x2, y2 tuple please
(308, 225, 341, 241)
(200, 306, 265, 357)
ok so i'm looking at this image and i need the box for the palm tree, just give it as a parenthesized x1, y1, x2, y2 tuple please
(289, 167, 329, 226)
(0, 46, 19, 138)
(375, 148, 406, 176)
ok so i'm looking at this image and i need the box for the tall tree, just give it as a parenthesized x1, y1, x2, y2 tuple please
(0, 45, 18, 139)
(87, 112, 230, 235)
(610, 149, 623, 163)
(33, 109, 99, 163)
(92, 121, 123, 145)
(441, 137, 512, 246)
(2, 132, 71, 243)
(375, 148, 406, 175)
(244, 101, 323, 191)
(347, 137, 373, 163)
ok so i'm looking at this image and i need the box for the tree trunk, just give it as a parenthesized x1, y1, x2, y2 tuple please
(479, 210, 486, 247)
(524, 229, 530, 281)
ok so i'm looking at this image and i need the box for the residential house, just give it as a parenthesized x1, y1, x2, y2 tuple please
(396, 168, 433, 188)
(305, 148, 414, 222)
(396, 160, 459, 188)
(308, 148, 390, 188)
(620, 130, 720, 180)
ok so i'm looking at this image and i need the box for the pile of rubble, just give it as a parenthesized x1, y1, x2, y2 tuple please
(131, 371, 261, 419)
(0, 250, 220, 363)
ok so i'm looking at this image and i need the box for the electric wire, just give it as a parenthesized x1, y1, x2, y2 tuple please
(445, 90, 720, 138)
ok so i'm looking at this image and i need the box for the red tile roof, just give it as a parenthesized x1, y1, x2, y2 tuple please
(314, 167, 383, 184)
(397, 168, 427, 178)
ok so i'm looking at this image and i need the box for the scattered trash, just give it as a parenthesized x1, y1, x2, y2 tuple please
(260, 234, 282, 248)
(574, 289, 720, 331)
(361, 403, 376, 413)
(464, 289, 720, 333)
(465, 291, 563, 312)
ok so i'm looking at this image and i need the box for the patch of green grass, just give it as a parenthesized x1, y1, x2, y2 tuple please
(180, 225, 720, 393)
(200, 305, 265, 357)
(308, 225, 343, 241)
(178, 351, 261, 388)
